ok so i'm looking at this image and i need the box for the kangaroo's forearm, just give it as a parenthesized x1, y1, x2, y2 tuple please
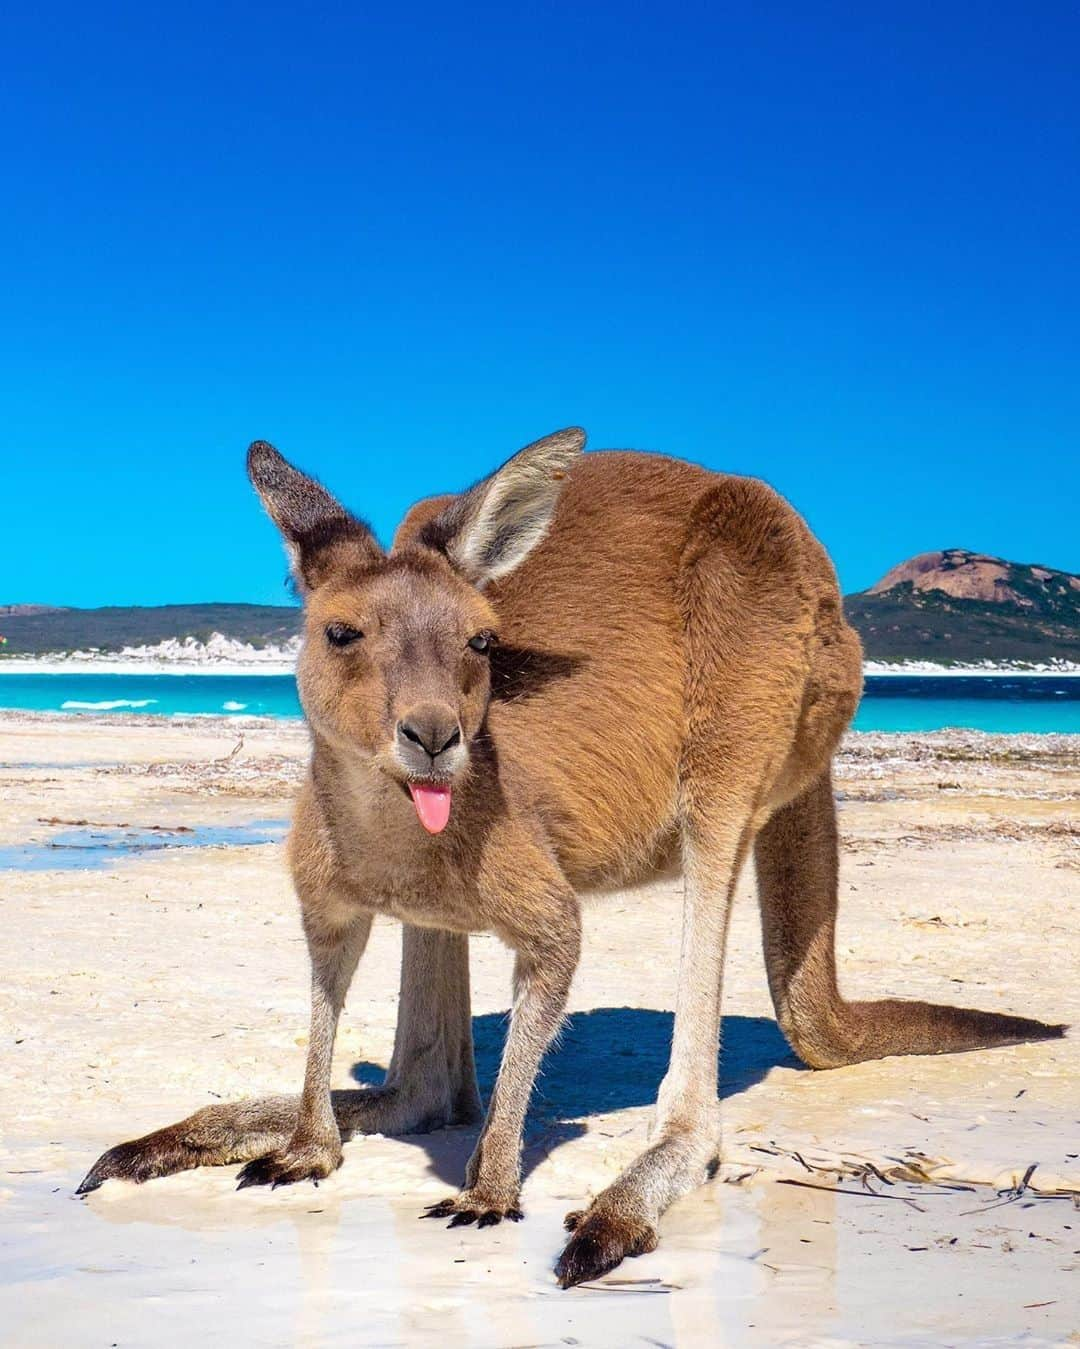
(296, 911, 373, 1136)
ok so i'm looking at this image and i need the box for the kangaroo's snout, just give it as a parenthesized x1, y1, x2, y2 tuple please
(395, 704, 464, 777)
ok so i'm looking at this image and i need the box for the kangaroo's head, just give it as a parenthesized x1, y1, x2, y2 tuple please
(247, 428, 585, 833)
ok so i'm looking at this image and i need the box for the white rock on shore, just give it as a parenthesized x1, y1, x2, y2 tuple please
(0, 632, 302, 675)
(0, 634, 1077, 677)
(863, 658, 1080, 676)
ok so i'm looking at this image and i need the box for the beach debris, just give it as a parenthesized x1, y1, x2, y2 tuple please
(775, 1177, 925, 1210)
(573, 1276, 677, 1293)
(217, 733, 246, 763)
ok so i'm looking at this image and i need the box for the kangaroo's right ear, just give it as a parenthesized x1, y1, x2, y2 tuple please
(416, 427, 585, 587)
(246, 441, 383, 592)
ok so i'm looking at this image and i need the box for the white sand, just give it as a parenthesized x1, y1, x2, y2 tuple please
(1, 715, 1077, 1346)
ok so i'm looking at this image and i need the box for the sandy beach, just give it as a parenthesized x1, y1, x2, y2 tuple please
(1, 713, 1077, 1347)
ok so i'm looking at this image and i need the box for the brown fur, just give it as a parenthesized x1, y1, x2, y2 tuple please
(79, 429, 1065, 1287)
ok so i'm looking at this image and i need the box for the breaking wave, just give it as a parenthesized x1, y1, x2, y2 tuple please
(61, 698, 158, 711)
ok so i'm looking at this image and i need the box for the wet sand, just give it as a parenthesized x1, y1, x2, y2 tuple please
(1, 714, 1077, 1346)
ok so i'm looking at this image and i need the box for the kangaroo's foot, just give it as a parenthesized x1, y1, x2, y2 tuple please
(420, 1186, 524, 1229)
(553, 1111, 717, 1287)
(236, 1130, 343, 1190)
(77, 1080, 466, 1195)
(76, 1128, 242, 1195)
(77, 1094, 299, 1195)
(555, 1203, 658, 1287)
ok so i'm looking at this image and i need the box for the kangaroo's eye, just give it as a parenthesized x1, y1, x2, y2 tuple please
(467, 631, 494, 655)
(326, 623, 364, 648)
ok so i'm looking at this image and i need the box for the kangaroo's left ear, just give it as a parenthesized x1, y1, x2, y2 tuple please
(418, 428, 585, 586)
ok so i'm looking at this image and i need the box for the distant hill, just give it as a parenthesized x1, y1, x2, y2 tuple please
(0, 603, 301, 655)
(0, 603, 70, 617)
(844, 550, 1080, 664)
(2, 551, 1078, 665)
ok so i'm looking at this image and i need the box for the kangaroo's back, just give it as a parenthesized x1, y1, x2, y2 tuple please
(398, 449, 856, 887)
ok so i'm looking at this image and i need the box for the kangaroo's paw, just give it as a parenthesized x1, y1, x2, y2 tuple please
(420, 1187, 524, 1229)
(235, 1137, 343, 1190)
(555, 1206, 658, 1288)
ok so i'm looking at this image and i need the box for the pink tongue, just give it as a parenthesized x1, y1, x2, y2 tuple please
(408, 783, 452, 834)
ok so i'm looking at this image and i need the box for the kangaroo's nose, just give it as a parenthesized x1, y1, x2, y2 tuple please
(397, 707, 462, 759)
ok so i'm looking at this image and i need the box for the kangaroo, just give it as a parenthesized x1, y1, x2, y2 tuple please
(78, 429, 1065, 1286)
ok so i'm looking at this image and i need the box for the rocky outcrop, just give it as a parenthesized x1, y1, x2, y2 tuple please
(846, 551, 1080, 664)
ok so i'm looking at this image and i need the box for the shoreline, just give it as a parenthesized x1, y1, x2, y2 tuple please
(1, 706, 1078, 749)
(0, 657, 1078, 678)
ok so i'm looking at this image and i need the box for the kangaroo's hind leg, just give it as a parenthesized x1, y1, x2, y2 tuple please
(555, 804, 755, 1286)
(77, 924, 481, 1194)
(556, 476, 806, 1287)
(756, 770, 1067, 1068)
(372, 924, 482, 1132)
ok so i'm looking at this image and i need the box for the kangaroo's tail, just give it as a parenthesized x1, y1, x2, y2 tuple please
(753, 770, 1066, 1069)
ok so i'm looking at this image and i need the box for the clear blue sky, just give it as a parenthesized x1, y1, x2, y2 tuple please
(3, 2, 1077, 608)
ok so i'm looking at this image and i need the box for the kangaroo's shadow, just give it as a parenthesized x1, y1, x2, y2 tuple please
(349, 1007, 799, 1186)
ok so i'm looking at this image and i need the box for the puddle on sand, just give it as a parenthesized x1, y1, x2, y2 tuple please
(0, 762, 101, 771)
(0, 819, 288, 872)
(2, 1161, 1076, 1348)
(4, 1168, 764, 1349)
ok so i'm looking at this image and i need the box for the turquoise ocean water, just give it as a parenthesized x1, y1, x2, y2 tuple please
(0, 673, 1077, 733)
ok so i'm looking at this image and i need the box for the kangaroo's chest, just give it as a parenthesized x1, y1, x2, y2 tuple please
(323, 810, 494, 935)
